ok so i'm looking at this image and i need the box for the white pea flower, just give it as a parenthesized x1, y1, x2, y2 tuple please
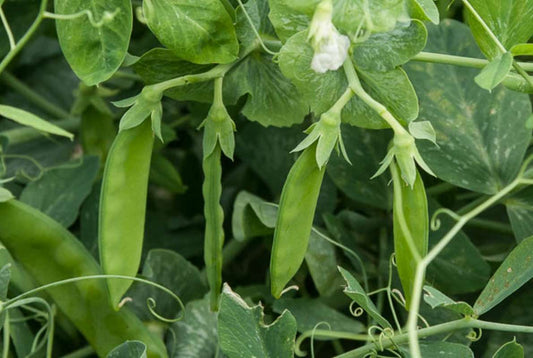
(308, 0, 350, 74)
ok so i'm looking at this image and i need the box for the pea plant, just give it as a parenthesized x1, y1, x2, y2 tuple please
(1, 0, 533, 356)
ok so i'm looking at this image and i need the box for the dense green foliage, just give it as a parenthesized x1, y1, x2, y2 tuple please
(1, 0, 533, 357)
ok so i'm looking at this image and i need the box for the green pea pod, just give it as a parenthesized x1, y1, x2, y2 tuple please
(391, 162, 428, 307)
(203, 144, 224, 311)
(270, 143, 326, 298)
(99, 119, 154, 309)
(0, 200, 167, 357)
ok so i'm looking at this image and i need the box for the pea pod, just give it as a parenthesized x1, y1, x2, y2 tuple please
(0, 200, 167, 357)
(391, 162, 428, 306)
(270, 143, 326, 298)
(99, 119, 154, 309)
(203, 144, 225, 311)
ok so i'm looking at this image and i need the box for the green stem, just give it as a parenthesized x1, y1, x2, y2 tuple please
(0, 72, 71, 119)
(150, 63, 234, 93)
(412, 52, 533, 72)
(59, 346, 95, 358)
(0, 0, 48, 74)
(0, 117, 80, 145)
(343, 60, 407, 136)
(466, 218, 514, 235)
(334, 318, 533, 358)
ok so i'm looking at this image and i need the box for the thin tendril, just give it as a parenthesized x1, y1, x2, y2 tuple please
(1, 274, 185, 323)
(387, 255, 402, 333)
(234, 0, 279, 56)
(0, 8, 15, 50)
(43, 9, 120, 28)
(430, 208, 461, 231)
(466, 327, 483, 342)
(310, 322, 332, 358)
(0, 154, 46, 181)
(349, 301, 364, 317)
(313, 228, 369, 291)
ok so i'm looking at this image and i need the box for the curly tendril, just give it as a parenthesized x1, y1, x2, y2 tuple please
(43, 9, 121, 28)
(349, 301, 364, 317)
(466, 327, 483, 342)
(430, 208, 461, 231)
(0, 274, 185, 323)
(295, 322, 332, 357)
(390, 289, 406, 308)
(0, 154, 46, 181)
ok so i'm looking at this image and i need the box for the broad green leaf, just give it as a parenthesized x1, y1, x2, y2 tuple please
(391, 163, 428, 306)
(149, 154, 187, 194)
(131, 48, 214, 103)
(407, 0, 440, 24)
(272, 298, 364, 338)
(475, 52, 514, 91)
(338, 267, 391, 329)
(327, 124, 392, 210)
(168, 297, 218, 358)
(107, 341, 147, 358)
(306, 229, 344, 296)
(279, 31, 418, 128)
(493, 340, 524, 358)
(218, 284, 297, 358)
(409, 121, 436, 144)
(423, 285, 475, 316)
(224, 51, 308, 127)
(143, 0, 239, 64)
(0, 187, 14, 202)
(230, 191, 340, 294)
(510, 43, 533, 57)
(426, 200, 491, 295)
(506, 187, 533, 242)
(401, 341, 474, 357)
(127, 249, 208, 321)
(465, 0, 533, 60)
(268, 0, 313, 42)
(20, 156, 100, 227)
(475, 236, 533, 315)
(55, 0, 132, 85)
(0, 264, 10, 300)
(236, 0, 276, 50)
(0, 105, 74, 140)
(405, 20, 532, 194)
(352, 20, 428, 72)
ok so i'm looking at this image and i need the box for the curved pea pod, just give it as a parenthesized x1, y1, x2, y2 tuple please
(0, 200, 167, 357)
(270, 143, 326, 298)
(99, 119, 154, 309)
(391, 162, 428, 307)
(203, 144, 224, 311)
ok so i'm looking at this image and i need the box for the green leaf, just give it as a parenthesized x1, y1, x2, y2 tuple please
(474, 236, 533, 315)
(423, 285, 475, 316)
(0, 105, 74, 140)
(20, 156, 100, 227)
(218, 284, 297, 358)
(506, 187, 533, 242)
(407, 0, 440, 24)
(493, 340, 524, 358)
(126, 249, 208, 320)
(511, 43, 533, 57)
(168, 296, 218, 358)
(268, 0, 310, 42)
(352, 20, 428, 72)
(236, 0, 276, 50)
(391, 163, 428, 306)
(475, 52, 514, 91)
(401, 341, 474, 358)
(338, 266, 391, 329)
(224, 51, 309, 127)
(426, 199, 491, 295)
(149, 154, 187, 194)
(405, 20, 532, 194)
(107, 341, 147, 358)
(232, 191, 277, 242)
(306, 230, 344, 296)
(465, 0, 533, 60)
(0, 264, 10, 300)
(55, 0, 132, 85)
(327, 124, 392, 210)
(279, 31, 418, 128)
(272, 298, 364, 337)
(0, 187, 14, 203)
(143, 0, 239, 64)
(409, 121, 437, 145)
